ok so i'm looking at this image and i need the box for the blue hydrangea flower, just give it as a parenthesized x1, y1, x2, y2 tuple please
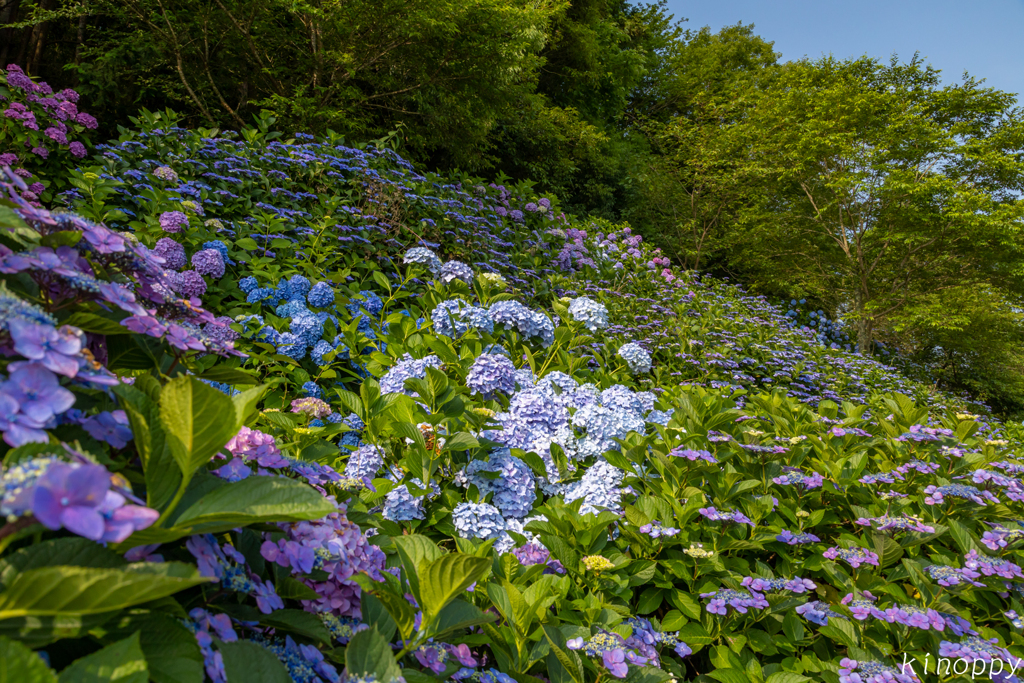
(573, 403, 645, 457)
(311, 339, 334, 366)
(489, 300, 555, 346)
(301, 381, 322, 398)
(290, 311, 324, 347)
(618, 342, 652, 374)
(439, 260, 474, 284)
(568, 297, 609, 331)
(345, 444, 384, 481)
(452, 502, 506, 542)
(346, 291, 383, 317)
(467, 354, 518, 396)
(465, 449, 536, 518)
(276, 333, 307, 360)
(239, 276, 258, 294)
(403, 247, 443, 273)
(564, 461, 626, 514)
(432, 299, 494, 337)
(307, 281, 335, 308)
(288, 275, 311, 297)
(379, 354, 443, 395)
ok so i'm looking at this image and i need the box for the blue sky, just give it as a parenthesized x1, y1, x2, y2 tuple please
(662, 0, 1024, 98)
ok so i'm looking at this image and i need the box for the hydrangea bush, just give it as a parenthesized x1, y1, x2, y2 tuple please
(1, 65, 98, 204)
(0, 119, 1022, 683)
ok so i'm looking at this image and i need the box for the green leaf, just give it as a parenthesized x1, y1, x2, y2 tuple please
(420, 554, 491, 624)
(0, 635, 56, 682)
(63, 312, 128, 336)
(114, 385, 178, 511)
(782, 611, 805, 642)
(231, 384, 270, 423)
(543, 625, 585, 683)
(224, 607, 332, 645)
(445, 432, 480, 451)
(0, 537, 125, 589)
(0, 613, 117, 649)
(819, 618, 857, 648)
(159, 377, 240, 481)
(636, 587, 664, 614)
(0, 563, 210, 620)
(707, 670, 749, 683)
(58, 632, 148, 683)
(948, 519, 980, 553)
(218, 641, 290, 683)
(167, 476, 337, 534)
(361, 591, 398, 642)
(345, 628, 402, 682)
(390, 534, 443, 602)
(196, 366, 258, 386)
(872, 533, 904, 568)
(765, 674, 811, 683)
(99, 612, 203, 683)
(433, 599, 496, 638)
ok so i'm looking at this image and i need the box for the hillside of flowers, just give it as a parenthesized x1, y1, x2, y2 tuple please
(2, 72, 1024, 683)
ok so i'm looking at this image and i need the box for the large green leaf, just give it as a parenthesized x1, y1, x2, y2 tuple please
(218, 641, 290, 683)
(159, 376, 240, 481)
(0, 563, 210, 620)
(169, 476, 336, 531)
(390, 534, 443, 602)
(419, 554, 491, 625)
(99, 612, 203, 683)
(0, 635, 57, 682)
(433, 599, 496, 639)
(115, 385, 179, 511)
(361, 591, 398, 642)
(0, 613, 117, 649)
(58, 632, 148, 683)
(543, 625, 584, 683)
(345, 628, 402, 683)
(0, 538, 125, 589)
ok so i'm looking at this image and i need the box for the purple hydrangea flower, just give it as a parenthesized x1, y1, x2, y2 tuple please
(191, 248, 225, 278)
(159, 211, 188, 233)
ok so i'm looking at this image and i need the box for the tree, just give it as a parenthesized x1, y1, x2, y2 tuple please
(626, 23, 778, 269)
(731, 55, 1024, 354)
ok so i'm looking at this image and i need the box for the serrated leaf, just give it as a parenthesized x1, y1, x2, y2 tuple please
(160, 377, 240, 482)
(0, 537, 125, 589)
(0, 563, 210, 620)
(218, 641, 290, 683)
(345, 628, 402, 682)
(420, 554, 491, 624)
(0, 634, 57, 682)
(98, 612, 203, 683)
(58, 632, 148, 683)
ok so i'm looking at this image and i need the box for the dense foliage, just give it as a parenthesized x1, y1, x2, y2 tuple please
(6, 1, 1024, 412)
(0, 77, 1023, 683)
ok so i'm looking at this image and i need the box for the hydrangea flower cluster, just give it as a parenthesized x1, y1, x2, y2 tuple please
(432, 299, 494, 337)
(464, 449, 536, 518)
(260, 505, 387, 618)
(617, 342, 651, 374)
(568, 296, 608, 331)
(855, 515, 935, 534)
(924, 484, 999, 506)
(187, 534, 284, 614)
(772, 468, 825, 490)
(0, 456, 157, 542)
(823, 546, 880, 568)
(466, 353, 518, 396)
(776, 529, 821, 544)
(698, 506, 754, 526)
(701, 588, 770, 615)
(838, 658, 921, 683)
(489, 300, 555, 346)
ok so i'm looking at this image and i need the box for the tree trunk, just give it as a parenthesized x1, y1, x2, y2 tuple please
(855, 294, 873, 355)
(0, 0, 22, 66)
(74, 4, 88, 70)
(25, 0, 57, 75)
